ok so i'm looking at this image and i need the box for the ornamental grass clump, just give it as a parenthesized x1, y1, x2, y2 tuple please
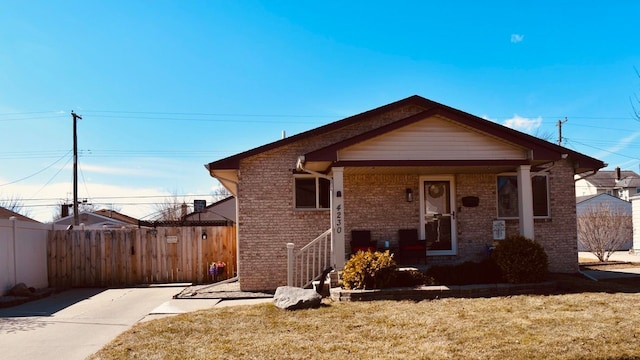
(492, 234, 549, 283)
(342, 250, 397, 289)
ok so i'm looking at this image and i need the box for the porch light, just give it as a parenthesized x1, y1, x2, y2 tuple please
(406, 188, 413, 202)
(201, 229, 207, 240)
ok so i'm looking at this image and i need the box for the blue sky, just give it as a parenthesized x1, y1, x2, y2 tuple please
(1, 1, 639, 221)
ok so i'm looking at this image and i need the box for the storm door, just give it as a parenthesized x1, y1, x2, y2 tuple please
(420, 176, 457, 255)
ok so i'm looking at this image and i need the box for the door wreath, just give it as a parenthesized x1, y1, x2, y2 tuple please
(428, 183, 445, 198)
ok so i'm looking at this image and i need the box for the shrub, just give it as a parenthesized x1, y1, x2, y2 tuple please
(394, 269, 433, 287)
(342, 251, 397, 290)
(492, 234, 549, 283)
(426, 259, 502, 285)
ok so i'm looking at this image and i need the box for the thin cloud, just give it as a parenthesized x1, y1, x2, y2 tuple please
(79, 164, 141, 175)
(511, 34, 524, 43)
(503, 115, 542, 132)
(0, 180, 180, 222)
(594, 131, 640, 160)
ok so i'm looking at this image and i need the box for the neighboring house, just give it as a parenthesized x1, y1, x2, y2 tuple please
(52, 210, 139, 229)
(182, 196, 236, 223)
(206, 95, 605, 291)
(0, 206, 40, 223)
(575, 168, 640, 201)
(576, 193, 632, 251)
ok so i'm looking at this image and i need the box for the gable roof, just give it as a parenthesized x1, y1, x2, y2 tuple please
(576, 193, 631, 214)
(0, 207, 40, 223)
(53, 210, 138, 228)
(206, 95, 437, 170)
(583, 170, 640, 189)
(183, 196, 236, 222)
(93, 209, 139, 225)
(206, 95, 605, 175)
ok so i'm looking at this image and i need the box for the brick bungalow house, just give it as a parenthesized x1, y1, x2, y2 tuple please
(206, 95, 605, 291)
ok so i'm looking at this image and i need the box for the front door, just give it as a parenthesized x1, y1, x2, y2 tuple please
(420, 176, 456, 255)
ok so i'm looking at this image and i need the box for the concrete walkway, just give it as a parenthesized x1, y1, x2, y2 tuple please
(0, 283, 272, 360)
(579, 251, 640, 280)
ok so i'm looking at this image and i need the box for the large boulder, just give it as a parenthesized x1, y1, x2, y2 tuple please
(273, 286, 322, 310)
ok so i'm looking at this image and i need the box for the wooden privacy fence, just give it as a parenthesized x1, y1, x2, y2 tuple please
(47, 225, 236, 288)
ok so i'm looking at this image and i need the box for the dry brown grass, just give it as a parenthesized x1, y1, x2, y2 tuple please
(90, 275, 640, 360)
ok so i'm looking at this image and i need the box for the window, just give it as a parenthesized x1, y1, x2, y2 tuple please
(294, 176, 330, 209)
(497, 175, 549, 218)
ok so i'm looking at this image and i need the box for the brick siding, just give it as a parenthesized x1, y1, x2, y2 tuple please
(235, 104, 580, 291)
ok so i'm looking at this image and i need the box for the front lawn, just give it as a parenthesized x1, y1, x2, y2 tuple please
(89, 274, 640, 360)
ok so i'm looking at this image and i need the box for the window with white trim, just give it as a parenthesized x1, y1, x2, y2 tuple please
(294, 176, 330, 209)
(497, 174, 549, 218)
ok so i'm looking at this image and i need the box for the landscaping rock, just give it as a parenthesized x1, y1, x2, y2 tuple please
(7, 283, 35, 297)
(273, 286, 322, 310)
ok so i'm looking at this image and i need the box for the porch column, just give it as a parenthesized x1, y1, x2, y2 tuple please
(332, 167, 346, 270)
(517, 165, 535, 239)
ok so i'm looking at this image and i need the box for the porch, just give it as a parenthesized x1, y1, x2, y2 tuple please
(297, 163, 538, 272)
(288, 150, 580, 289)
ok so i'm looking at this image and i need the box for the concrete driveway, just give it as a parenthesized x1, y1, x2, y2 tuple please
(0, 284, 230, 360)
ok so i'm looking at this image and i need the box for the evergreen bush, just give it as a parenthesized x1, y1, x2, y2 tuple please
(492, 234, 549, 283)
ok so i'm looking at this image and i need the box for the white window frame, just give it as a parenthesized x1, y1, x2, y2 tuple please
(293, 175, 330, 210)
(496, 173, 550, 219)
(420, 175, 457, 256)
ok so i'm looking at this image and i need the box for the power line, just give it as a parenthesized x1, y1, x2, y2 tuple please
(30, 155, 73, 198)
(82, 109, 334, 119)
(79, 164, 92, 202)
(565, 138, 640, 161)
(0, 109, 636, 123)
(0, 150, 72, 186)
(6, 194, 214, 201)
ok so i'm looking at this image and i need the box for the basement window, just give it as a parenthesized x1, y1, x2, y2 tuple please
(294, 176, 330, 209)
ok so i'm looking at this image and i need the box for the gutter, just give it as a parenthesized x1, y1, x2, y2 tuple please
(574, 169, 599, 183)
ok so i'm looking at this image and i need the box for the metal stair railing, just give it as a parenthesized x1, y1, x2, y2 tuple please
(287, 229, 332, 288)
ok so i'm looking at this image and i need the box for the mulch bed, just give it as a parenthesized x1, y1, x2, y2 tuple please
(0, 288, 57, 308)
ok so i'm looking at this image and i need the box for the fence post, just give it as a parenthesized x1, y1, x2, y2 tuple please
(10, 216, 17, 285)
(287, 243, 295, 286)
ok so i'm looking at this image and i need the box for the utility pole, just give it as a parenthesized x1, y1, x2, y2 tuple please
(557, 117, 567, 146)
(71, 111, 82, 226)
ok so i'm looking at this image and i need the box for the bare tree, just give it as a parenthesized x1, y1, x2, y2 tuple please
(0, 194, 31, 217)
(533, 128, 555, 143)
(211, 186, 232, 202)
(153, 193, 191, 221)
(577, 203, 632, 262)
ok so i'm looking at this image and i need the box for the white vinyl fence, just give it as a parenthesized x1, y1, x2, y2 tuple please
(0, 219, 64, 296)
